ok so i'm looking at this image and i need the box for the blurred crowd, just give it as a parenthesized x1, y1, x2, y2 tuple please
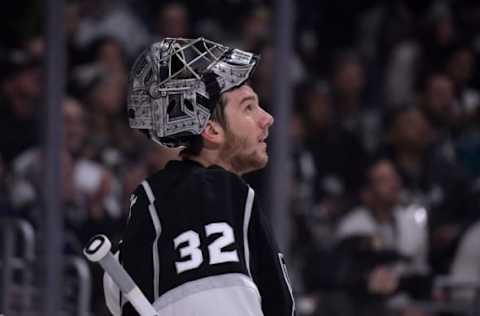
(1, 0, 480, 315)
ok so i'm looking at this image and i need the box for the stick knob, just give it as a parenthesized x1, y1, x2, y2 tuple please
(84, 234, 112, 262)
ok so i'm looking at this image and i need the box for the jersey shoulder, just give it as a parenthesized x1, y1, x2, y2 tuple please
(146, 160, 249, 204)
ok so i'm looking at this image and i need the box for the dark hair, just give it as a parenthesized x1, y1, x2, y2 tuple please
(358, 156, 395, 189)
(179, 93, 229, 157)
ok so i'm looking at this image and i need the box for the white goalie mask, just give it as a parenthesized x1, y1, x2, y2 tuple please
(127, 37, 259, 147)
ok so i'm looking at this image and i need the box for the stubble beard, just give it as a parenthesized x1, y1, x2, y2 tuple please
(220, 129, 268, 174)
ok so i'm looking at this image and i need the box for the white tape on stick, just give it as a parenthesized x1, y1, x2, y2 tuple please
(84, 234, 159, 316)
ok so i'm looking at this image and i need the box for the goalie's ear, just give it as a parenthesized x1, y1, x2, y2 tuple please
(201, 120, 225, 149)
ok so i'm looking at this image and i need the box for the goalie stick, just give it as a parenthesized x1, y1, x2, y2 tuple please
(83, 234, 159, 316)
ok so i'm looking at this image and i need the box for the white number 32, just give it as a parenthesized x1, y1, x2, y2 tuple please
(173, 222, 239, 274)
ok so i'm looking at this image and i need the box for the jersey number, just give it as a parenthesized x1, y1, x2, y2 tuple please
(173, 222, 239, 274)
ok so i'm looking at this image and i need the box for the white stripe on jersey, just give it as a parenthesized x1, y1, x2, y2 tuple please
(278, 253, 295, 316)
(141, 180, 162, 300)
(244, 187, 255, 278)
(152, 273, 262, 315)
(141, 179, 156, 203)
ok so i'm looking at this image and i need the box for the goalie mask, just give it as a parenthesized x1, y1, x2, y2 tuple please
(127, 37, 259, 147)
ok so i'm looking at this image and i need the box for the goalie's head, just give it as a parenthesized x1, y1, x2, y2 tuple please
(127, 37, 259, 147)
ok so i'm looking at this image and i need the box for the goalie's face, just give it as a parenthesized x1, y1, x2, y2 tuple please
(219, 85, 274, 174)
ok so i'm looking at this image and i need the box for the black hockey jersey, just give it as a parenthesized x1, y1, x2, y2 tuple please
(118, 160, 295, 315)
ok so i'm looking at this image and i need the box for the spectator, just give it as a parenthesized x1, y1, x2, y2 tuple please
(301, 159, 431, 316)
(420, 1, 458, 75)
(0, 49, 42, 166)
(417, 73, 459, 164)
(64, 1, 86, 69)
(75, 0, 149, 57)
(444, 44, 480, 121)
(335, 159, 431, 315)
(419, 73, 458, 132)
(151, 1, 191, 40)
(303, 80, 368, 216)
(89, 36, 128, 85)
(235, 5, 271, 52)
(9, 98, 121, 237)
(330, 51, 382, 154)
(83, 72, 142, 167)
(381, 107, 474, 274)
(250, 43, 305, 111)
(337, 159, 429, 276)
